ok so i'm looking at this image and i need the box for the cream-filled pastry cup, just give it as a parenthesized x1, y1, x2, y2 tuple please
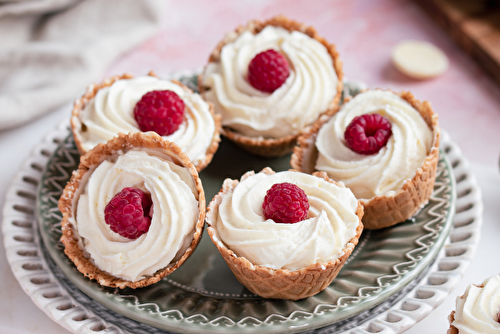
(206, 167, 363, 300)
(291, 89, 440, 229)
(199, 15, 343, 157)
(448, 275, 500, 334)
(71, 72, 221, 172)
(58, 132, 205, 289)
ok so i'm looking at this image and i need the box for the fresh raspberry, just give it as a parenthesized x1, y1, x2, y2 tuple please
(262, 183, 309, 224)
(133, 90, 185, 136)
(344, 113, 392, 155)
(104, 187, 153, 239)
(248, 49, 290, 93)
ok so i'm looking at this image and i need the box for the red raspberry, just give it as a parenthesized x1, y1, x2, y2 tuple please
(104, 187, 153, 239)
(262, 183, 309, 224)
(248, 49, 290, 93)
(133, 90, 185, 136)
(344, 113, 392, 155)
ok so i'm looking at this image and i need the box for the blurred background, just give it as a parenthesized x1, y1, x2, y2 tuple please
(1, 0, 499, 333)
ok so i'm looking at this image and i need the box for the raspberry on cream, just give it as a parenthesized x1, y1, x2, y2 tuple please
(450, 275, 500, 334)
(212, 169, 360, 271)
(248, 49, 290, 93)
(74, 75, 216, 167)
(202, 25, 339, 139)
(344, 113, 392, 155)
(74, 150, 199, 282)
(315, 90, 433, 200)
(262, 182, 309, 224)
(104, 187, 152, 239)
(134, 90, 185, 136)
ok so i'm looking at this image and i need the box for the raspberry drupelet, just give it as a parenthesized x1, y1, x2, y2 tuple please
(262, 182, 309, 224)
(248, 49, 290, 93)
(104, 187, 153, 239)
(134, 90, 185, 136)
(344, 113, 392, 155)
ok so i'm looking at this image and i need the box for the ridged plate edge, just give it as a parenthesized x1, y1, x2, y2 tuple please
(2, 98, 482, 334)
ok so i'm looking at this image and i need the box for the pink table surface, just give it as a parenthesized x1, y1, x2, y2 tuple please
(107, 0, 500, 168)
(1, 0, 499, 333)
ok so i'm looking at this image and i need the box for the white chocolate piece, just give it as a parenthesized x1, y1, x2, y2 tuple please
(391, 40, 449, 79)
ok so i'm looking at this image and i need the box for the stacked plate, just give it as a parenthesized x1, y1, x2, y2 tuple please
(2, 75, 482, 334)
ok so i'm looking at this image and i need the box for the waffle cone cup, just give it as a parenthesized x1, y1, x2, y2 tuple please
(447, 282, 491, 334)
(58, 132, 206, 289)
(206, 168, 363, 300)
(291, 90, 440, 229)
(447, 311, 459, 334)
(199, 15, 343, 158)
(71, 71, 221, 172)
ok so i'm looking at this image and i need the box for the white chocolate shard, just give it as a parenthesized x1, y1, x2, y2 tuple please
(391, 40, 449, 79)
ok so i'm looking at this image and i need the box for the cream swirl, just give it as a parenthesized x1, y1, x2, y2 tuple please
(452, 275, 500, 334)
(202, 26, 338, 139)
(79, 76, 215, 166)
(315, 90, 433, 200)
(215, 170, 359, 271)
(75, 150, 199, 281)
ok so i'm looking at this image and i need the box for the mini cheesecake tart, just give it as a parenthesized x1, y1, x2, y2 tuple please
(200, 15, 343, 157)
(71, 72, 221, 172)
(448, 275, 500, 334)
(291, 89, 440, 229)
(205, 167, 363, 300)
(58, 132, 205, 289)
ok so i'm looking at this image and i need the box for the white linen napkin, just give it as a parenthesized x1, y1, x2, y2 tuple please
(0, 0, 166, 130)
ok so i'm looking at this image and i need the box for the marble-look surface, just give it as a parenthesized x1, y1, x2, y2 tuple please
(1, 1, 499, 333)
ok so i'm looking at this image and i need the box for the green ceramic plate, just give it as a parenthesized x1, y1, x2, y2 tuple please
(37, 131, 455, 334)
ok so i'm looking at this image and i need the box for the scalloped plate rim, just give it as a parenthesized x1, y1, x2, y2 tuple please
(36, 135, 455, 334)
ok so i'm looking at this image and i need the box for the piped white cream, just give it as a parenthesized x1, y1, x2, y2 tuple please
(452, 275, 500, 334)
(215, 170, 359, 271)
(75, 150, 199, 281)
(315, 90, 432, 199)
(202, 26, 338, 139)
(79, 76, 215, 166)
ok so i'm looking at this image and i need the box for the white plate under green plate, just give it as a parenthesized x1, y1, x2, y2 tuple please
(34, 79, 456, 334)
(5, 77, 482, 334)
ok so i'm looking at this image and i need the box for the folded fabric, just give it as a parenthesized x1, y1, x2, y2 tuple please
(0, 0, 166, 130)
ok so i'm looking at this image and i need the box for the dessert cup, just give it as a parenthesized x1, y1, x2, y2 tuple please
(59, 132, 205, 289)
(200, 15, 343, 157)
(448, 311, 459, 334)
(447, 275, 500, 334)
(291, 89, 440, 229)
(206, 167, 363, 300)
(71, 72, 221, 172)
